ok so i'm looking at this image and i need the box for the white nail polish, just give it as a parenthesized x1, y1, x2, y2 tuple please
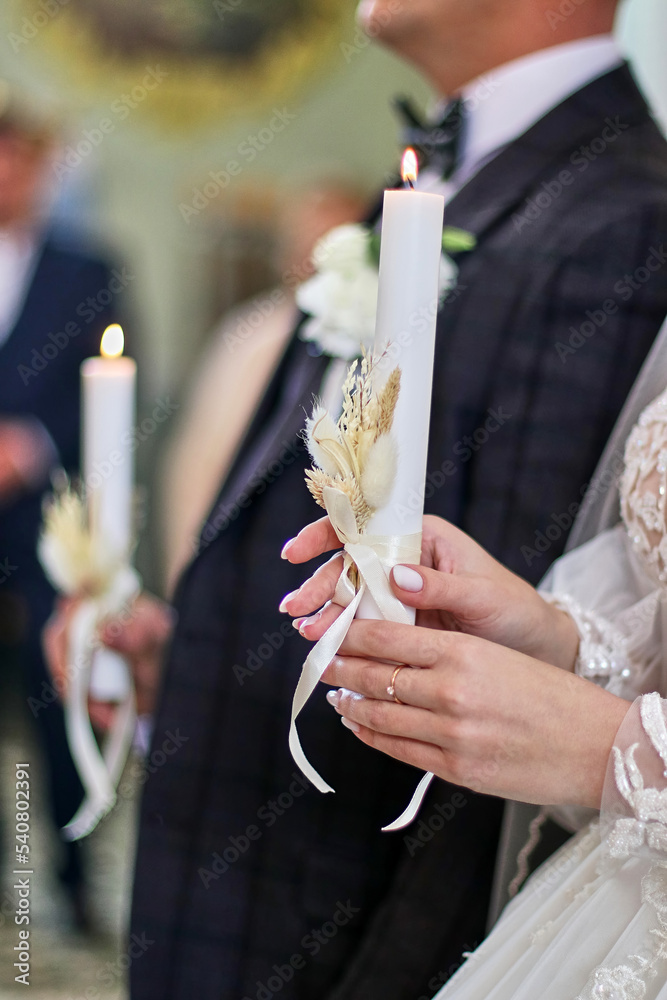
(298, 610, 322, 635)
(341, 717, 361, 734)
(392, 565, 424, 593)
(326, 689, 341, 708)
(279, 589, 298, 613)
(280, 538, 296, 560)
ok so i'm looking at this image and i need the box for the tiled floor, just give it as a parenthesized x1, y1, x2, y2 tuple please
(0, 678, 139, 998)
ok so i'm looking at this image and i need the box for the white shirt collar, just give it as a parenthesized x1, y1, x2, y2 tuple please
(417, 34, 623, 197)
(0, 229, 38, 348)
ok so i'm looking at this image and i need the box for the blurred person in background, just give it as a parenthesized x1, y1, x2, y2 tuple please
(160, 181, 366, 593)
(0, 81, 127, 928)
(45, 0, 667, 996)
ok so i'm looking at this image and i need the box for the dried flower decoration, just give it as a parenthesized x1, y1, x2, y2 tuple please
(304, 352, 400, 533)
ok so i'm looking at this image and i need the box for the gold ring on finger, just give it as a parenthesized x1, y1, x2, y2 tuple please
(387, 665, 406, 705)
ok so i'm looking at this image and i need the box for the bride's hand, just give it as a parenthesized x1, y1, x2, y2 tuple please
(321, 623, 629, 808)
(280, 514, 580, 671)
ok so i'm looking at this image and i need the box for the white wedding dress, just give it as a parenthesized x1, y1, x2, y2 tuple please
(437, 388, 667, 1000)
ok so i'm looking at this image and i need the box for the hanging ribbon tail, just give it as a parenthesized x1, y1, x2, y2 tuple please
(382, 771, 436, 832)
(289, 486, 422, 798)
(61, 597, 137, 841)
(289, 586, 364, 793)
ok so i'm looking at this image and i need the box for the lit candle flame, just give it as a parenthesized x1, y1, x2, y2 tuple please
(100, 324, 124, 359)
(401, 147, 418, 188)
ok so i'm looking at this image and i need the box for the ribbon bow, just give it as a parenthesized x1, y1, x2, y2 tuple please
(289, 487, 436, 831)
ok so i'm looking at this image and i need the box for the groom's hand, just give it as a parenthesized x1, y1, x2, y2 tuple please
(43, 593, 174, 729)
(280, 515, 580, 671)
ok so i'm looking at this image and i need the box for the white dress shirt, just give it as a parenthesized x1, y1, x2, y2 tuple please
(417, 34, 623, 201)
(0, 229, 58, 487)
(0, 228, 38, 348)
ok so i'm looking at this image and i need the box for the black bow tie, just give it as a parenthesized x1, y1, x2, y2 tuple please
(394, 96, 464, 179)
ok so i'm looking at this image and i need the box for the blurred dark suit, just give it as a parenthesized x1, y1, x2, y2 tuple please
(131, 65, 667, 999)
(0, 232, 123, 902)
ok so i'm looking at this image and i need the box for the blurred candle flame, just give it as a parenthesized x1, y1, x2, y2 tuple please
(100, 324, 124, 359)
(401, 148, 418, 187)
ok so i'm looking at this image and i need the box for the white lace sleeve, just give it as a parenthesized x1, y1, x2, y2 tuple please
(535, 391, 667, 837)
(541, 591, 632, 695)
(601, 693, 667, 860)
(621, 390, 667, 587)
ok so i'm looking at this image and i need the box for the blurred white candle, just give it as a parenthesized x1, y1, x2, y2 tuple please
(81, 324, 136, 699)
(358, 150, 445, 620)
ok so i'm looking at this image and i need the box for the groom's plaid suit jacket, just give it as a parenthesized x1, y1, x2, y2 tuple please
(130, 65, 667, 1000)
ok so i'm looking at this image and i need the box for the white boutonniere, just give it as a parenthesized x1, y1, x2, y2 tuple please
(296, 221, 475, 360)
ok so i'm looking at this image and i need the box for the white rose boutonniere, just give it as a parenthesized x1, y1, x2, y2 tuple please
(296, 221, 475, 361)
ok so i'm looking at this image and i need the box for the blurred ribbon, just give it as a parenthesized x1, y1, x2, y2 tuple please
(38, 486, 140, 840)
(61, 566, 140, 840)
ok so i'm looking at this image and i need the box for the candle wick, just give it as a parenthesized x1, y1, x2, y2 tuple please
(404, 179, 415, 191)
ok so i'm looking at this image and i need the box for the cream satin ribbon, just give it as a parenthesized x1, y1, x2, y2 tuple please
(62, 565, 140, 841)
(289, 486, 436, 831)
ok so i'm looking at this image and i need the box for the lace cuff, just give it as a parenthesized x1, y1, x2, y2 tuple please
(601, 693, 667, 859)
(541, 591, 632, 694)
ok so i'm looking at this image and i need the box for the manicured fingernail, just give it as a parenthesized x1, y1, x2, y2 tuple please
(341, 717, 360, 734)
(281, 538, 296, 560)
(392, 565, 424, 593)
(279, 589, 300, 613)
(326, 689, 341, 708)
(292, 617, 305, 631)
(299, 611, 322, 635)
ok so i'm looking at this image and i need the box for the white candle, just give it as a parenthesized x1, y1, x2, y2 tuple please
(358, 150, 445, 620)
(81, 324, 136, 699)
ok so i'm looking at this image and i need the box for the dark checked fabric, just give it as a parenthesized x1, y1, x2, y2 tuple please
(131, 64, 667, 1000)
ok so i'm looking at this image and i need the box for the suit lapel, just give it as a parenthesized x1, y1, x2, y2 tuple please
(426, 64, 652, 527)
(201, 339, 328, 544)
(444, 63, 649, 240)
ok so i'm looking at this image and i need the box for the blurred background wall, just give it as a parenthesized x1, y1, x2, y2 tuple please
(0, 0, 430, 401)
(0, 0, 665, 592)
(0, 0, 664, 401)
